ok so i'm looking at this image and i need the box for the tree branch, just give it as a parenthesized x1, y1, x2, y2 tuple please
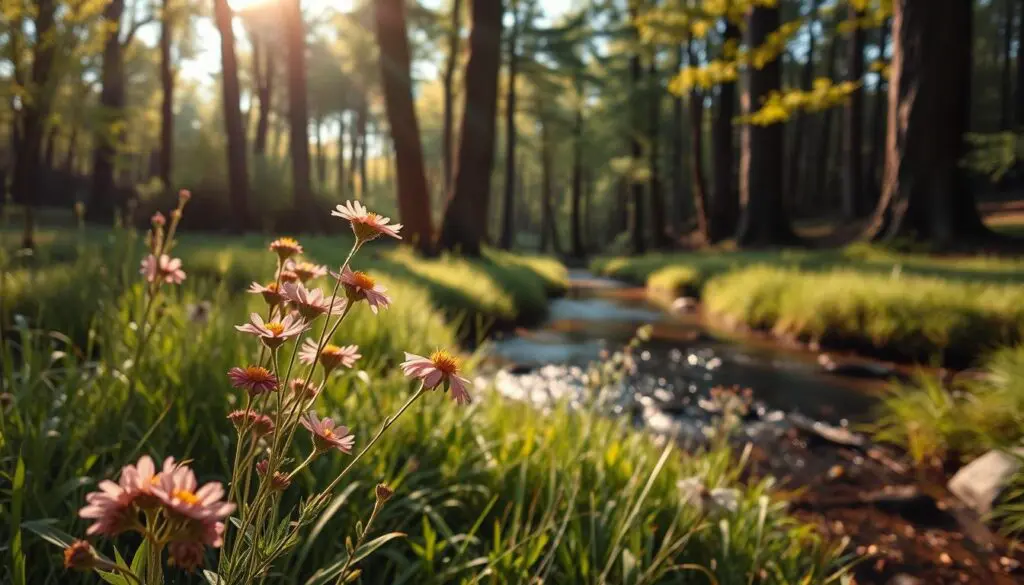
(121, 11, 157, 47)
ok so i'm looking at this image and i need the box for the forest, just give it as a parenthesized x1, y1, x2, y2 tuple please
(3, 0, 1024, 584)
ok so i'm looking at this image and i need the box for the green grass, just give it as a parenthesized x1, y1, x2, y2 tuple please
(592, 245, 1024, 363)
(873, 344, 1024, 467)
(0, 230, 849, 583)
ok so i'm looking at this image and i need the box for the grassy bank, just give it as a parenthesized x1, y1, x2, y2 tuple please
(592, 246, 1024, 364)
(2, 230, 848, 583)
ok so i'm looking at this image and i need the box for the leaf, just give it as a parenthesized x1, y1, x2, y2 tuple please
(10, 458, 26, 585)
(21, 519, 77, 550)
(96, 570, 128, 585)
(130, 540, 148, 577)
(304, 532, 406, 585)
(203, 570, 225, 585)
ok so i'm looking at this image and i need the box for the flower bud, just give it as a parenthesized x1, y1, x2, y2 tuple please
(63, 540, 99, 571)
(375, 483, 394, 504)
(178, 189, 192, 205)
(151, 212, 166, 227)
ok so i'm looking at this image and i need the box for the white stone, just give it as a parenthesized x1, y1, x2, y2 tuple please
(947, 449, 1024, 515)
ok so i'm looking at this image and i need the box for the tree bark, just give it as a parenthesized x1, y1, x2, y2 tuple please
(375, 0, 435, 250)
(709, 21, 740, 243)
(812, 32, 840, 211)
(671, 44, 688, 232)
(787, 0, 820, 206)
(43, 125, 58, 170)
(437, 0, 503, 255)
(1002, 0, 1016, 130)
(253, 37, 275, 156)
(442, 0, 464, 193)
(285, 0, 313, 214)
(628, 4, 646, 254)
(336, 115, 347, 196)
(687, 38, 710, 244)
(90, 0, 128, 221)
(158, 0, 175, 188)
(570, 101, 585, 257)
(214, 0, 250, 231)
(736, 5, 798, 246)
(539, 117, 561, 254)
(867, 20, 890, 198)
(864, 0, 994, 245)
(499, 2, 519, 250)
(842, 4, 867, 218)
(648, 57, 671, 248)
(64, 126, 79, 174)
(1017, 0, 1024, 128)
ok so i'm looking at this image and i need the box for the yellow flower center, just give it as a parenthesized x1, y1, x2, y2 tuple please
(243, 366, 275, 383)
(278, 270, 299, 283)
(321, 428, 335, 439)
(350, 271, 376, 290)
(430, 350, 460, 375)
(172, 489, 201, 506)
(265, 322, 286, 336)
(264, 282, 279, 293)
(322, 344, 343, 356)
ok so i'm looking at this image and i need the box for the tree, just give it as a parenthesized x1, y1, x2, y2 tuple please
(1002, 0, 1016, 130)
(865, 0, 994, 245)
(842, 2, 867, 218)
(570, 86, 586, 257)
(441, 0, 464, 192)
(628, 2, 646, 254)
(708, 20, 740, 243)
(687, 37, 710, 243)
(499, 0, 522, 250)
(647, 54, 671, 248)
(375, 0, 434, 250)
(158, 0, 176, 188)
(1017, 0, 1024, 128)
(214, 0, 250, 229)
(735, 3, 797, 246)
(786, 0, 820, 205)
(285, 0, 313, 214)
(438, 0, 504, 255)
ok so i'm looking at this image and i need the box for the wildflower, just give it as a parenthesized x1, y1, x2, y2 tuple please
(235, 313, 307, 349)
(269, 237, 303, 262)
(288, 260, 328, 282)
(333, 266, 390, 313)
(140, 254, 186, 285)
(300, 412, 354, 454)
(227, 410, 275, 437)
(332, 200, 403, 243)
(153, 465, 235, 546)
(63, 540, 99, 571)
(178, 189, 192, 204)
(298, 339, 360, 374)
(375, 483, 394, 504)
(277, 270, 300, 284)
(248, 282, 283, 308)
(289, 379, 322, 401)
(168, 541, 205, 571)
(227, 366, 279, 396)
(255, 460, 292, 491)
(401, 350, 472, 405)
(151, 212, 166, 227)
(281, 282, 347, 321)
(79, 455, 172, 536)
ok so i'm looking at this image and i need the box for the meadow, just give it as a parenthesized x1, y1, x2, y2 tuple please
(1, 217, 851, 584)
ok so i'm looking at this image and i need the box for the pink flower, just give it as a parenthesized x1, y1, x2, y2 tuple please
(300, 412, 354, 454)
(248, 281, 283, 308)
(286, 260, 329, 282)
(269, 237, 303, 261)
(332, 200, 403, 242)
(168, 541, 205, 571)
(332, 266, 391, 313)
(227, 410, 275, 436)
(140, 254, 186, 284)
(298, 339, 361, 373)
(151, 212, 166, 227)
(79, 455, 171, 536)
(63, 540, 100, 571)
(281, 282, 347, 321)
(153, 465, 235, 547)
(255, 460, 292, 491)
(289, 379, 322, 401)
(235, 312, 307, 349)
(401, 350, 472, 405)
(227, 365, 279, 396)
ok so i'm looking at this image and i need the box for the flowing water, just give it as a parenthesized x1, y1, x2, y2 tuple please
(481, 270, 890, 439)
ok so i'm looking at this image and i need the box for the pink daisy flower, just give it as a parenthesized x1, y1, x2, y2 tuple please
(277, 269, 300, 284)
(281, 282, 347, 321)
(298, 339, 361, 373)
(153, 465, 235, 527)
(286, 260, 329, 282)
(140, 254, 186, 285)
(227, 410, 275, 436)
(269, 237, 303, 261)
(331, 200, 403, 242)
(332, 266, 391, 314)
(289, 379, 322, 401)
(248, 281, 283, 308)
(79, 455, 175, 536)
(227, 365, 279, 396)
(300, 412, 355, 454)
(401, 350, 472, 405)
(235, 313, 307, 349)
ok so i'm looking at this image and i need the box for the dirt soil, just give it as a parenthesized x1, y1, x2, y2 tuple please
(746, 432, 1024, 585)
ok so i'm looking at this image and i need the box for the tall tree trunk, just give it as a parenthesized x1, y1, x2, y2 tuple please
(648, 57, 671, 248)
(1002, 0, 1016, 130)
(867, 20, 890, 196)
(671, 44, 688, 232)
(539, 118, 562, 255)
(253, 38, 275, 156)
(687, 37, 710, 243)
(336, 115, 347, 196)
(709, 21, 740, 243)
(842, 3, 867, 218)
(628, 4, 646, 254)
(864, 0, 994, 245)
(159, 0, 175, 188)
(357, 109, 368, 196)
(64, 126, 79, 174)
(499, 3, 519, 250)
(736, 5, 797, 246)
(442, 0, 464, 193)
(812, 33, 840, 209)
(43, 126, 58, 169)
(437, 0, 503, 255)
(375, 0, 435, 250)
(314, 119, 326, 185)
(214, 0, 250, 231)
(570, 100, 585, 257)
(90, 0, 127, 221)
(787, 0, 820, 205)
(285, 0, 313, 214)
(1017, 0, 1024, 128)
